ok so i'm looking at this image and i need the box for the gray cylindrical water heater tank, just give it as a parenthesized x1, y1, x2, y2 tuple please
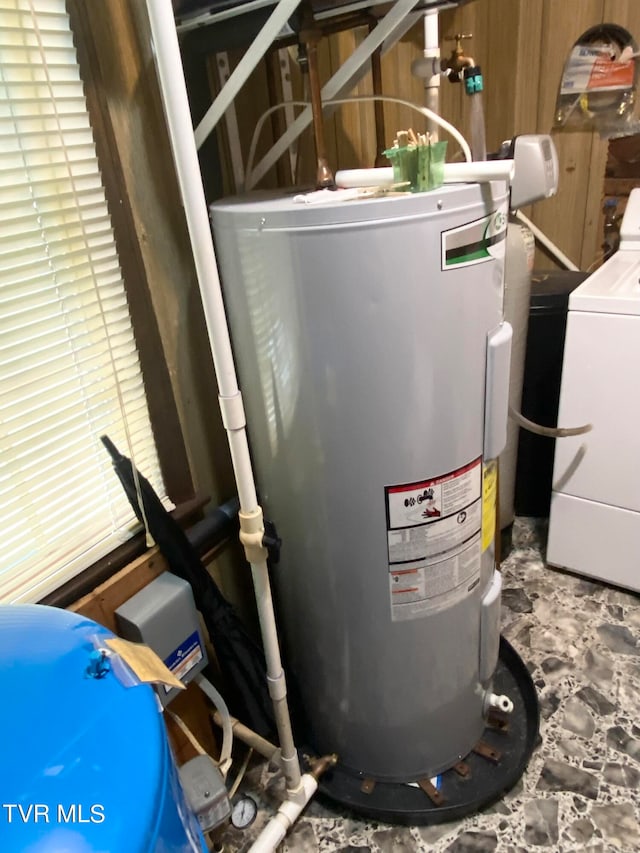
(211, 184, 511, 782)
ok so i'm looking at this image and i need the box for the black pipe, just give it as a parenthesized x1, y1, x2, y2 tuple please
(187, 496, 240, 553)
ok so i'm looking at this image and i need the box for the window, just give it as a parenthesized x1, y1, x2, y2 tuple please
(1, 0, 168, 603)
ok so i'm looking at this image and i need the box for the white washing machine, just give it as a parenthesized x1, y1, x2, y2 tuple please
(547, 188, 640, 591)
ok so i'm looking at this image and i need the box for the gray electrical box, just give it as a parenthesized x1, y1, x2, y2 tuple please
(178, 755, 231, 832)
(115, 572, 207, 706)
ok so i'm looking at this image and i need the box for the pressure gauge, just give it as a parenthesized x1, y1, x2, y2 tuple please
(230, 794, 257, 829)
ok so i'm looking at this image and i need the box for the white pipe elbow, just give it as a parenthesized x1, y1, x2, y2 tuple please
(485, 692, 514, 715)
(248, 774, 318, 853)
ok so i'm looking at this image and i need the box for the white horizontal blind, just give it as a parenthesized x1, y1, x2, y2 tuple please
(0, 0, 168, 603)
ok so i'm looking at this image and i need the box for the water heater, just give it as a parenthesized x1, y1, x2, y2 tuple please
(211, 184, 535, 815)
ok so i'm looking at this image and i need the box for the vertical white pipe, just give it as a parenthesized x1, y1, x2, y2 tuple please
(146, 0, 257, 511)
(423, 9, 440, 140)
(424, 9, 439, 54)
(146, 0, 303, 795)
(250, 561, 301, 792)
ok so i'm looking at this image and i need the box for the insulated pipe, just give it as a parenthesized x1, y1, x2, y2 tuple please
(212, 710, 280, 764)
(186, 496, 239, 554)
(304, 31, 335, 189)
(146, 0, 303, 799)
(196, 674, 233, 775)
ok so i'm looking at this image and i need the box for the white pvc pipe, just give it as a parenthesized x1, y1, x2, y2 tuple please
(146, 0, 303, 798)
(196, 674, 233, 775)
(249, 562, 302, 794)
(334, 167, 393, 187)
(443, 160, 514, 183)
(424, 9, 440, 140)
(146, 0, 257, 509)
(515, 210, 580, 272)
(213, 710, 280, 763)
(248, 773, 318, 853)
(334, 160, 514, 189)
(194, 0, 302, 149)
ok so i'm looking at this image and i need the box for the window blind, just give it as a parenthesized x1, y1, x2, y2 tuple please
(0, 0, 168, 603)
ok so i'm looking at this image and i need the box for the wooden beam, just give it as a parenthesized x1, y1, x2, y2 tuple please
(530, 0, 605, 270)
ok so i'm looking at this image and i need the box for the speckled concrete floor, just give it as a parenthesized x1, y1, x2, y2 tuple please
(218, 518, 640, 852)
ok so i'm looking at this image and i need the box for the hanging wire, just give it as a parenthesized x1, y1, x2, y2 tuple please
(245, 94, 473, 190)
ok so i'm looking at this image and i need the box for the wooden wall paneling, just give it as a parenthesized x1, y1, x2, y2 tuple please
(207, 53, 238, 197)
(276, 41, 330, 188)
(265, 50, 292, 187)
(510, 0, 545, 221)
(330, 27, 377, 169)
(470, 0, 523, 153)
(530, 0, 605, 270)
(318, 35, 341, 181)
(438, 2, 480, 155)
(580, 136, 610, 269)
(226, 49, 281, 191)
(511, 0, 545, 137)
(379, 22, 429, 150)
(603, 0, 640, 35)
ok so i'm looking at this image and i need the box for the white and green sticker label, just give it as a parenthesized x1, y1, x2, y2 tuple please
(441, 205, 508, 270)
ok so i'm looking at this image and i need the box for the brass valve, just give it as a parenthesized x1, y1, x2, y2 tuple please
(442, 33, 475, 75)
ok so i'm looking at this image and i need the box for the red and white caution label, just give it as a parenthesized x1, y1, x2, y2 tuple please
(385, 458, 482, 622)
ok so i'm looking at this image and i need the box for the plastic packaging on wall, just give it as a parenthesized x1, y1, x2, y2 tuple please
(553, 24, 639, 137)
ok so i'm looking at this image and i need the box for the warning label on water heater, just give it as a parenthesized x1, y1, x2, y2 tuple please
(385, 458, 482, 622)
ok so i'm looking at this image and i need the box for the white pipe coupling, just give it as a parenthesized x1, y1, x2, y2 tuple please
(411, 56, 440, 80)
(238, 507, 268, 563)
(266, 669, 288, 702)
(218, 391, 246, 431)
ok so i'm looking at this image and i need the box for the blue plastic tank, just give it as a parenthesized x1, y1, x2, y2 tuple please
(0, 604, 208, 852)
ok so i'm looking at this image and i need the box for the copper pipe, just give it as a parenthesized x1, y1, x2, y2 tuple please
(369, 19, 386, 167)
(304, 31, 335, 189)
